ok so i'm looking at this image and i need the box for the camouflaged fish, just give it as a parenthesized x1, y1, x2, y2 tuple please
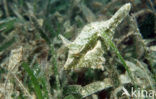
(59, 3, 131, 70)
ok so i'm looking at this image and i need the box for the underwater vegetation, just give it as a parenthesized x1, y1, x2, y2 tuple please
(0, 0, 156, 99)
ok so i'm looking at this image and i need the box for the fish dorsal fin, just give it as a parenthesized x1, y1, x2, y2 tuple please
(59, 34, 71, 48)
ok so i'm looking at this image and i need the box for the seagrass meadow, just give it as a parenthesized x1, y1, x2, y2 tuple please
(0, 0, 156, 99)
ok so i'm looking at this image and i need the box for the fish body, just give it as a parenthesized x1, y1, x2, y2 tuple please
(59, 3, 131, 70)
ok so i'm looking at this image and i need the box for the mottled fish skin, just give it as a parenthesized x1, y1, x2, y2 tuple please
(59, 3, 131, 70)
